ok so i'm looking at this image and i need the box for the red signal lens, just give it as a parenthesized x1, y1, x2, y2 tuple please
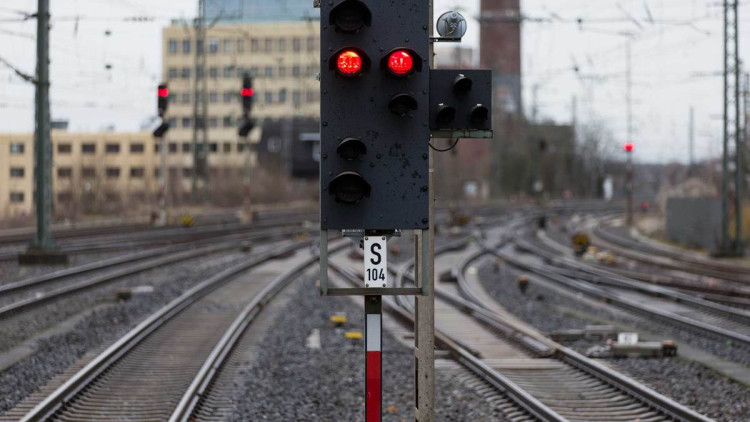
(624, 142, 634, 152)
(337, 50, 363, 76)
(241, 88, 254, 97)
(158, 87, 169, 98)
(387, 50, 414, 75)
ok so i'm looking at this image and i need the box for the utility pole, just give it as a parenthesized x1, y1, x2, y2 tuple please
(625, 39, 634, 228)
(689, 106, 695, 175)
(721, 0, 743, 255)
(20, 0, 67, 265)
(191, 0, 207, 203)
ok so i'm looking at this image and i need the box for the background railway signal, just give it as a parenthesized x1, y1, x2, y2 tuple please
(153, 82, 170, 138)
(429, 70, 492, 130)
(239, 74, 255, 137)
(320, 0, 430, 230)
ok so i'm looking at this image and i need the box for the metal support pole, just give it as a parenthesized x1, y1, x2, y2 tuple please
(733, 0, 743, 253)
(626, 39, 634, 228)
(158, 132, 168, 226)
(365, 295, 382, 422)
(32, 0, 54, 250)
(191, 0, 205, 202)
(722, 0, 731, 253)
(414, 2, 435, 420)
(242, 134, 252, 221)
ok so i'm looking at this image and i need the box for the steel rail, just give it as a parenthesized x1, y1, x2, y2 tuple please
(458, 243, 713, 422)
(19, 240, 308, 422)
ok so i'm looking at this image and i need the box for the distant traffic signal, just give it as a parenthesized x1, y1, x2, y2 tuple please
(157, 83, 169, 117)
(320, 0, 430, 230)
(624, 142, 634, 152)
(429, 70, 491, 130)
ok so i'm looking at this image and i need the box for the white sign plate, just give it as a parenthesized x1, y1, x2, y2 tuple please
(364, 236, 387, 288)
(618, 332, 639, 345)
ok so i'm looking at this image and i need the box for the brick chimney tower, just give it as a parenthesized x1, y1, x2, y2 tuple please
(480, 0, 522, 117)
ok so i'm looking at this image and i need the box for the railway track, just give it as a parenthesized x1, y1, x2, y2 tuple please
(6, 238, 342, 422)
(507, 231, 750, 347)
(328, 234, 708, 421)
(0, 225, 311, 320)
(590, 217, 750, 284)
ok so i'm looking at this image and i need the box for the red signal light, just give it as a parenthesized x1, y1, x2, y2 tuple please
(624, 142, 634, 152)
(158, 87, 169, 98)
(241, 87, 254, 97)
(387, 50, 414, 76)
(337, 50, 363, 76)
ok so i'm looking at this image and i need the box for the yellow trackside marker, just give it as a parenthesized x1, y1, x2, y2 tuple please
(331, 314, 348, 324)
(344, 331, 363, 340)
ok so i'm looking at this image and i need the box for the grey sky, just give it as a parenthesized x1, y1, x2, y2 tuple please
(0, 0, 746, 164)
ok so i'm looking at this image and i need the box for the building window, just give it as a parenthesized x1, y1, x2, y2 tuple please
(264, 38, 273, 52)
(278, 89, 287, 103)
(10, 167, 24, 178)
(57, 143, 72, 154)
(264, 66, 273, 78)
(223, 116, 234, 127)
(82, 167, 95, 178)
(223, 91, 235, 103)
(293, 38, 301, 52)
(182, 143, 191, 153)
(57, 192, 72, 203)
(168, 117, 177, 127)
(293, 90, 301, 107)
(209, 39, 219, 54)
(57, 167, 72, 178)
(168, 143, 178, 153)
(182, 39, 191, 54)
(10, 192, 24, 203)
(209, 118, 218, 128)
(223, 66, 234, 78)
(223, 142, 232, 153)
(223, 39, 234, 53)
(168, 68, 178, 79)
(168, 39, 178, 54)
(249, 67, 259, 77)
(292, 66, 301, 77)
(197, 39, 204, 53)
(130, 167, 145, 178)
(154, 167, 161, 177)
(105, 192, 120, 202)
(105, 143, 120, 154)
(106, 167, 120, 179)
(265, 92, 273, 104)
(307, 37, 316, 52)
(278, 38, 287, 52)
(237, 39, 245, 53)
(181, 93, 190, 103)
(209, 92, 218, 103)
(182, 117, 192, 128)
(238, 143, 246, 152)
(209, 143, 218, 153)
(130, 143, 144, 153)
(82, 143, 96, 154)
(209, 67, 218, 79)
(196, 66, 205, 79)
(251, 38, 259, 52)
(181, 67, 191, 79)
(182, 167, 192, 177)
(10, 143, 25, 154)
(278, 67, 286, 78)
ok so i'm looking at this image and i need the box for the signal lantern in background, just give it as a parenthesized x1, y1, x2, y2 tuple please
(241, 75, 254, 115)
(157, 83, 169, 118)
(624, 142, 634, 152)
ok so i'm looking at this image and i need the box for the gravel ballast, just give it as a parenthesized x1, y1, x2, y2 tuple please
(230, 276, 502, 421)
(0, 246, 267, 415)
(478, 259, 750, 420)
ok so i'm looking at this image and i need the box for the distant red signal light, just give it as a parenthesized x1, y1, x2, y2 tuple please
(241, 87, 254, 97)
(337, 49, 363, 76)
(624, 142, 634, 152)
(158, 87, 169, 98)
(387, 50, 414, 76)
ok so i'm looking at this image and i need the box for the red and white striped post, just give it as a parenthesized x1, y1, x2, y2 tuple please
(365, 295, 382, 422)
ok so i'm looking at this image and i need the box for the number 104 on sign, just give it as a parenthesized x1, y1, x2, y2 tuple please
(364, 236, 387, 288)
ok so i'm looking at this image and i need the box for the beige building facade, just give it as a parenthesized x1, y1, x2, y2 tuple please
(162, 21, 320, 144)
(0, 131, 252, 219)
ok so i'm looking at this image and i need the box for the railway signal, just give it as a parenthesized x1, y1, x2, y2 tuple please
(157, 83, 169, 117)
(320, 0, 430, 231)
(239, 75, 255, 137)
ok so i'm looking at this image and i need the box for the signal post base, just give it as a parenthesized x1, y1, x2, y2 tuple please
(18, 248, 69, 266)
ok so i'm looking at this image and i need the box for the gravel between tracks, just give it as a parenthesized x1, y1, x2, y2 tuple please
(0, 247, 257, 415)
(231, 276, 502, 421)
(478, 260, 750, 421)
